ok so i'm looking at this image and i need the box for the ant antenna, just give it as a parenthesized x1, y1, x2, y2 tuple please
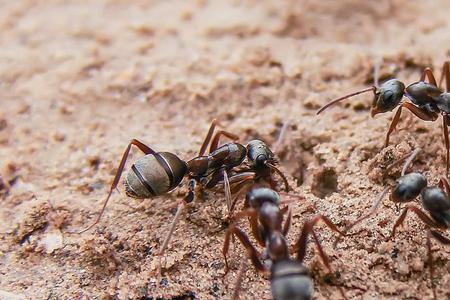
(316, 87, 375, 115)
(265, 162, 291, 192)
(401, 148, 421, 176)
(373, 56, 382, 88)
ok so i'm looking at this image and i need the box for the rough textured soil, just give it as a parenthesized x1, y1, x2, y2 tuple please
(1, 1, 450, 299)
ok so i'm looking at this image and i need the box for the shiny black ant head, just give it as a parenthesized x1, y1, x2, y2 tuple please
(371, 79, 405, 117)
(270, 260, 313, 300)
(391, 172, 427, 203)
(246, 139, 274, 168)
(245, 187, 280, 209)
(421, 186, 450, 228)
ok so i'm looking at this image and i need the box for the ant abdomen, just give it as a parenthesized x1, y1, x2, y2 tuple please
(270, 260, 313, 300)
(125, 152, 187, 198)
(391, 172, 427, 203)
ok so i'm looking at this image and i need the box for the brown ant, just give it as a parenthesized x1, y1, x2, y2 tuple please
(223, 187, 347, 300)
(317, 61, 450, 175)
(72, 119, 290, 276)
(340, 149, 450, 299)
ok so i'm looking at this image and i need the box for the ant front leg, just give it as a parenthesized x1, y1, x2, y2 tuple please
(74, 139, 156, 234)
(389, 205, 440, 240)
(295, 215, 347, 299)
(231, 208, 264, 246)
(385, 102, 438, 147)
(222, 224, 266, 275)
(295, 215, 346, 267)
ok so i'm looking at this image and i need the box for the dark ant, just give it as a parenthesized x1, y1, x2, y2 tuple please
(340, 149, 450, 299)
(317, 61, 450, 175)
(223, 187, 347, 300)
(72, 119, 290, 276)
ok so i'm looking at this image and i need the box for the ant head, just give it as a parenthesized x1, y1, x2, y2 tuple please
(391, 172, 427, 203)
(270, 260, 313, 300)
(245, 187, 280, 209)
(371, 79, 405, 117)
(246, 140, 274, 167)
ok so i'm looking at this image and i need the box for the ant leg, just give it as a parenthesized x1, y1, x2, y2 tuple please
(438, 177, 450, 196)
(232, 259, 248, 300)
(385, 105, 403, 147)
(223, 170, 232, 212)
(389, 205, 440, 240)
(198, 119, 219, 156)
(232, 208, 264, 246)
(295, 215, 346, 263)
(209, 130, 239, 153)
(227, 172, 256, 213)
(438, 61, 450, 92)
(385, 103, 438, 147)
(295, 217, 347, 299)
(222, 224, 265, 275)
(74, 139, 156, 234)
(310, 230, 348, 300)
(426, 231, 437, 300)
(158, 200, 186, 278)
(282, 205, 292, 236)
(265, 162, 291, 192)
(442, 114, 450, 176)
(420, 67, 438, 86)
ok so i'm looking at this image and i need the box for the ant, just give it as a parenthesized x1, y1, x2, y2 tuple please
(340, 148, 450, 299)
(72, 119, 291, 276)
(317, 61, 450, 175)
(223, 187, 347, 300)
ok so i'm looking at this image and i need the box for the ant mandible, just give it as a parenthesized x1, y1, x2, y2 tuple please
(317, 61, 450, 175)
(223, 187, 347, 300)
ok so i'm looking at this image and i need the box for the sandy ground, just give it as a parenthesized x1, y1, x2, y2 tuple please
(1, 1, 450, 299)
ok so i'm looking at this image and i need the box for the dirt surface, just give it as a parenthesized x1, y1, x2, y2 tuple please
(1, 1, 450, 299)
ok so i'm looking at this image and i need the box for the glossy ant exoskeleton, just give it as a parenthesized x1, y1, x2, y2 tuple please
(317, 61, 450, 175)
(340, 149, 450, 299)
(72, 119, 291, 276)
(223, 187, 347, 300)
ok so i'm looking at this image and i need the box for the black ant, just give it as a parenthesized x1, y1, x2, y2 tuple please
(72, 119, 290, 276)
(223, 187, 347, 300)
(340, 149, 450, 299)
(317, 61, 450, 175)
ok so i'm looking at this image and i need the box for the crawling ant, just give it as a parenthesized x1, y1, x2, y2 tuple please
(341, 149, 450, 299)
(72, 119, 290, 276)
(317, 61, 450, 175)
(223, 187, 347, 300)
